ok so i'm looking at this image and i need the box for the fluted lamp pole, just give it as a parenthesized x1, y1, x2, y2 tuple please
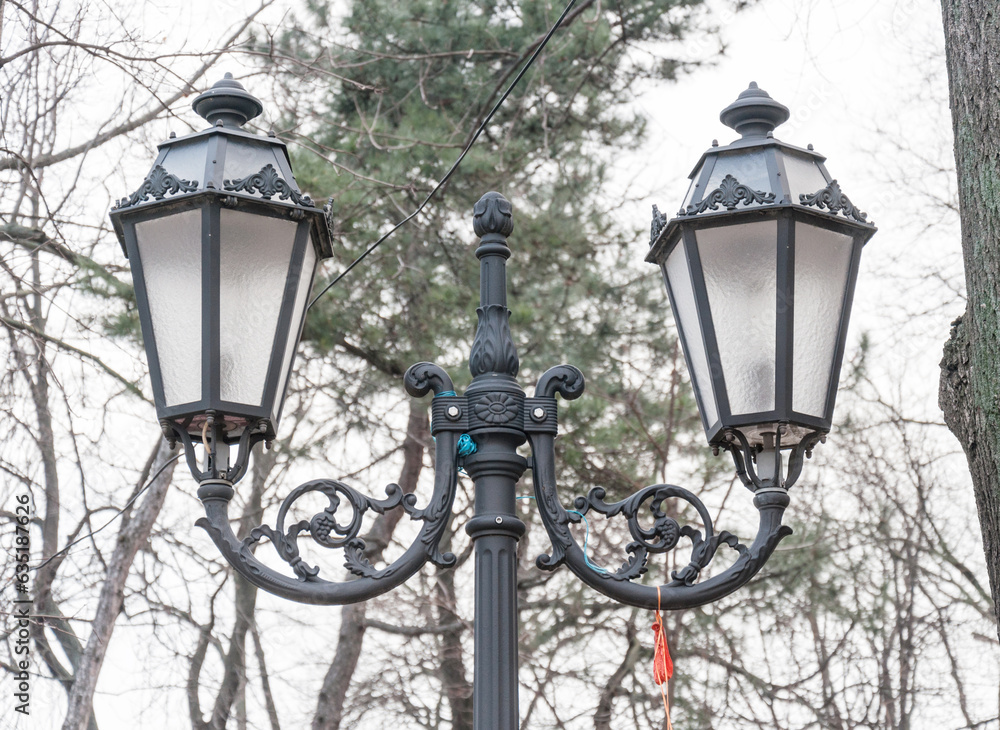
(112, 77, 875, 729)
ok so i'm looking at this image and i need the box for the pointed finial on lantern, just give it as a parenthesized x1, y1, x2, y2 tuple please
(719, 82, 790, 139)
(192, 73, 264, 129)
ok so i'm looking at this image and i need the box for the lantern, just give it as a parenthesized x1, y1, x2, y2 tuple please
(648, 83, 876, 448)
(110, 74, 332, 450)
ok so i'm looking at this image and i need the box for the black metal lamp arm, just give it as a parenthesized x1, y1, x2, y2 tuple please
(192, 364, 460, 605)
(526, 365, 817, 611)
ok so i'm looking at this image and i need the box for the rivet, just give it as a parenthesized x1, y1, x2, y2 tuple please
(495, 516, 503, 524)
(446, 405, 461, 419)
(532, 407, 546, 421)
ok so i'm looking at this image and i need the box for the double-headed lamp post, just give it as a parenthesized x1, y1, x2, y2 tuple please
(110, 76, 875, 728)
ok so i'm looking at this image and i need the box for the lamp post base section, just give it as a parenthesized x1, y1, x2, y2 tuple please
(464, 441, 527, 730)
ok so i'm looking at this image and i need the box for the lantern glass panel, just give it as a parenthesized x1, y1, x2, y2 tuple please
(223, 139, 287, 183)
(782, 152, 829, 199)
(792, 224, 854, 418)
(681, 161, 707, 210)
(218, 210, 299, 407)
(696, 220, 778, 415)
(273, 242, 317, 422)
(134, 209, 203, 407)
(159, 139, 210, 184)
(664, 240, 719, 426)
(704, 150, 772, 201)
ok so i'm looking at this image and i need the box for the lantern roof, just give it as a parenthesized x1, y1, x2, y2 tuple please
(110, 74, 333, 260)
(648, 83, 875, 264)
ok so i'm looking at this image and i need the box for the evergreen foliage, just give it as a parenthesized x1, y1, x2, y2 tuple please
(269, 0, 716, 491)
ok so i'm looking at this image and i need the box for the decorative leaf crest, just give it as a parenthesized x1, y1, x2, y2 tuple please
(798, 180, 869, 223)
(323, 196, 335, 239)
(650, 204, 668, 244)
(113, 165, 198, 209)
(224, 163, 314, 207)
(469, 304, 519, 377)
(682, 174, 775, 215)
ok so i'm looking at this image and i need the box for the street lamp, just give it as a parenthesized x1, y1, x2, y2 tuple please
(111, 77, 875, 729)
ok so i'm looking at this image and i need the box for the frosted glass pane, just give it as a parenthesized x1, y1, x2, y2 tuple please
(793, 225, 854, 418)
(219, 210, 299, 406)
(783, 152, 829, 200)
(664, 241, 719, 427)
(159, 140, 209, 185)
(134, 210, 203, 407)
(223, 140, 287, 185)
(697, 221, 777, 415)
(704, 150, 773, 203)
(272, 241, 317, 423)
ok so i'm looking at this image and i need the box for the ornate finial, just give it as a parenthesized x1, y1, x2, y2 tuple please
(473, 191, 514, 238)
(192, 73, 264, 129)
(719, 82, 790, 139)
(799, 180, 870, 224)
(650, 204, 668, 245)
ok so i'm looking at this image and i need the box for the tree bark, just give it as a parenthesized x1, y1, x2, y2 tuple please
(61, 439, 177, 730)
(938, 0, 1000, 640)
(435, 553, 473, 729)
(593, 622, 640, 730)
(312, 401, 429, 730)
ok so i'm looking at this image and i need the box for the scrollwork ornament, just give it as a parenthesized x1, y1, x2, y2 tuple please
(240, 480, 404, 581)
(682, 174, 775, 215)
(573, 484, 749, 584)
(533, 471, 580, 572)
(113, 165, 198, 209)
(224, 164, 314, 207)
(798, 180, 869, 223)
(535, 365, 586, 400)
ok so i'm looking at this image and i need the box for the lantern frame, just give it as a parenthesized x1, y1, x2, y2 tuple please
(646, 83, 877, 448)
(110, 75, 333, 476)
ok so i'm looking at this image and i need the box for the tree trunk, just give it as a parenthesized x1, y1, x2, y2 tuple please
(312, 401, 429, 730)
(938, 0, 1000, 640)
(435, 555, 473, 729)
(61, 439, 177, 730)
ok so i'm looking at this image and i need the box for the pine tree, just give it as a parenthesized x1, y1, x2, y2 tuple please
(262, 1, 720, 726)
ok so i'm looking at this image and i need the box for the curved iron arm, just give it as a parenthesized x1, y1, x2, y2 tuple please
(527, 365, 811, 610)
(193, 363, 459, 605)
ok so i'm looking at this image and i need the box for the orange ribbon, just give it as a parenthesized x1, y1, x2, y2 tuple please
(653, 586, 673, 729)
